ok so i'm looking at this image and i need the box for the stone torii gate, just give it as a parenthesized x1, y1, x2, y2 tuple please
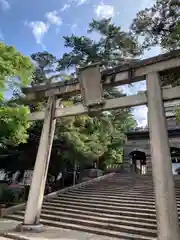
(20, 50, 180, 240)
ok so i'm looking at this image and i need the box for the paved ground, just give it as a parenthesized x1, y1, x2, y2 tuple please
(0, 220, 119, 240)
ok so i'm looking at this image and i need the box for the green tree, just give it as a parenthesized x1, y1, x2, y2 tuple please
(0, 104, 31, 146)
(31, 51, 56, 86)
(31, 51, 70, 86)
(0, 42, 34, 99)
(57, 19, 138, 167)
(29, 52, 71, 112)
(58, 18, 141, 71)
(11, 19, 137, 170)
(131, 0, 180, 50)
(131, 0, 180, 89)
(0, 42, 34, 147)
(131, 0, 180, 120)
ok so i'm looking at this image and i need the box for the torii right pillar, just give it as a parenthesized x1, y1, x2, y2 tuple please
(147, 72, 180, 240)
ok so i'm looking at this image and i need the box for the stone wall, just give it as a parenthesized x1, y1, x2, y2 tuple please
(123, 139, 151, 173)
(123, 135, 180, 174)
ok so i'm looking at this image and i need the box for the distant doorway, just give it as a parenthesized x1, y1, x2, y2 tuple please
(129, 150, 146, 174)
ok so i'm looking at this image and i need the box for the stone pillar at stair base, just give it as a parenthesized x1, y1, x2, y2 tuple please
(16, 223, 45, 233)
(16, 96, 57, 232)
(147, 72, 180, 240)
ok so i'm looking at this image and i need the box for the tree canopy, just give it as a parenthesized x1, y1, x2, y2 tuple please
(131, 0, 180, 120)
(3, 19, 137, 172)
(31, 51, 57, 86)
(58, 18, 141, 71)
(131, 0, 180, 50)
(0, 42, 34, 96)
(55, 19, 138, 168)
(0, 42, 34, 147)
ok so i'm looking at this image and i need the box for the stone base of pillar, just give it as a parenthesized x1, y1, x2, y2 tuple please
(16, 223, 45, 233)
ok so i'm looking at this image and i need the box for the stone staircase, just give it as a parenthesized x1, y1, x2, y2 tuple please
(4, 173, 180, 239)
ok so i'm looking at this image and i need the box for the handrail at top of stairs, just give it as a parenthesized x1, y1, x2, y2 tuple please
(3, 172, 115, 217)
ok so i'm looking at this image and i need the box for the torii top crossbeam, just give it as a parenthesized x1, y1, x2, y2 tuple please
(23, 49, 180, 101)
(23, 49, 180, 121)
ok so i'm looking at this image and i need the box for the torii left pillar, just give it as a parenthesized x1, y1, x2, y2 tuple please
(17, 95, 57, 232)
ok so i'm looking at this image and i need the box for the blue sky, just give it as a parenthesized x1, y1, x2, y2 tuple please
(0, 0, 160, 126)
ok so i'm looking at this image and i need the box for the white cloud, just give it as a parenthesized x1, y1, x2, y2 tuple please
(71, 23, 77, 34)
(143, 46, 162, 59)
(76, 0, 88, 5)
(60, 4, 70, 11)
(95, 3, 115, 19)
(140, 0, 155, 10)
(0, 0, 10, 11)
(67, 0, 88, 6)
(120, 81, 148, 127)
(133, 106, 148, 127)
(45, 11, 62, 26)
(25, 11, 63, 48)
(120, 81, 146, 96)
(55, 27, 60, 35)
(25, 21, 49, 48)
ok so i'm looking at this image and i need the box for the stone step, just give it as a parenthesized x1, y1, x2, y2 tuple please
(43, 198, 180, 216)
(41, 204, 157, 220)
(4, 173, 180, 240)
(54, 194, 180, 206)
(9, 204, 157, 224)
(6, 214, 157, 239)
(59, 192, 157, 202)
(74, 185, 180, 191)
(54, 194, 180, 207)
(79, 183, 153, 187)
(82, 182, 153, 185)
(71, 190, 155, 195)
(17, 208, 157, 229)
(67, 189, 156, 197)
(42, 202, 157, 218)
(76, 183, 153, 187)
(0, 234, 30, 240)
(69, 188, 155, 193)
(55, 194, 156, 205)
(47, 197, 156, 209)
(43, 199, 157, 214)
(69, 186, 152, 191)
(65, 190, 180, 201)
(80, 183, 154, 187)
